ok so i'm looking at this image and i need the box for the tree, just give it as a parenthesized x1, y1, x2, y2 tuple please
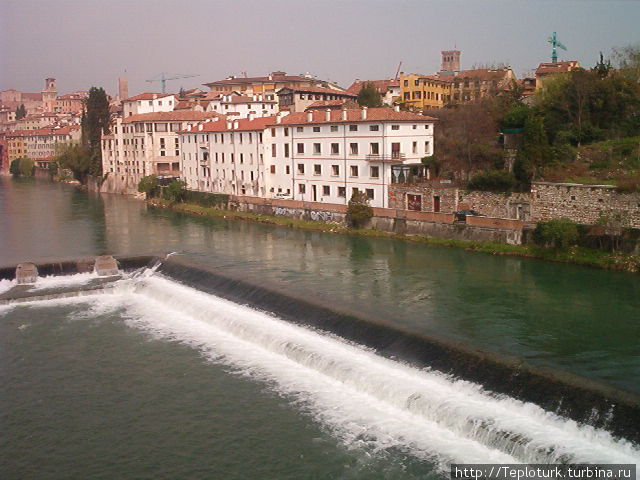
(520, 115, 551, 170)
(595, 211, 629, 251)
(55, 143, 91, 183)
(82, 87, 110, 178)
(138, 175, 159, 197)
(467, 169, 517, 192)
(346, 191, 373, 228)
(9, 157, 34, 177)
(357, 82, 383, 108)
(15, 104, 26, 120)
(421, 155, 442, 178)
(533, 218, 579, 249)
(162, 179, 187, 202)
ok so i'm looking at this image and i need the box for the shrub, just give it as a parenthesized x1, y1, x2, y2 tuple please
(138, 175, 159, 197)
(467, 169, 517, 192)
(162, 179, 187, 202)
(346, 191, 373, 228)
(183, 190, 229, 208)
(533, 218, 579, 249)
(500, 104, 530, 130)
(9, 157, 34, 177)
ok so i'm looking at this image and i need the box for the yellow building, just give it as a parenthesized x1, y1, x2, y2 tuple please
(6, 131, 28, 162)
(399, 73, 452, 110)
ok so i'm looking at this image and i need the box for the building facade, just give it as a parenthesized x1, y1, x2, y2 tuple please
(122, 93, 177, 117)
(400, 73, 452, 110)
(277, 86, 355, 113)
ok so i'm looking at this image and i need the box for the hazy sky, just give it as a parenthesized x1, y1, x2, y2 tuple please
(1, 0, 638, 97)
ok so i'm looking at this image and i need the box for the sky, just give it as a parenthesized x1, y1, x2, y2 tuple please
(1, 0, 639, 97)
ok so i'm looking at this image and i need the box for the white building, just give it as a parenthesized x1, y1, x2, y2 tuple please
(101, 110, 223, 193)
(206, 93, 278, 119)
(179, 115, 274, 197)
(122, 93, 177, 118)
(265, 107, 435, 208)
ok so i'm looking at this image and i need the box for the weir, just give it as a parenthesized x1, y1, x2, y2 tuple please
(1, 254, 639, 453)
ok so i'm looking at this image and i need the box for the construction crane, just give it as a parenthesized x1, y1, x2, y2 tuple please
(395, 61, 403, 80)
(145, 72, 200, 93)
(547, 32, 567, 63)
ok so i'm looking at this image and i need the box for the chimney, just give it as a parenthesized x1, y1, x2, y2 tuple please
(394, 105, 400, 112)
(248, 112, 255, 121)
(233, 120, 239, 130)
(226, 119, 232, 130)
(275, 112, 282, 124)
(198, 124, 203, 131)
(187, 125, 192, 131)
(307, 111, 313, 123)
(325, 109, 331, 122)
(152, 94, 157, 100)
(361, 106, 368, 120)
(341, 108, 348, 121)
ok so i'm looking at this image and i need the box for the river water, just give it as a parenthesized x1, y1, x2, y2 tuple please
(1, 177, 639, 479)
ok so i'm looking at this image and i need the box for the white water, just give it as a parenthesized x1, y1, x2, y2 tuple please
(28, 271, 100, 291)
(3, 271, 640, 472)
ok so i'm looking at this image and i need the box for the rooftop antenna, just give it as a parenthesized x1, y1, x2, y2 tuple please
(548, 32, 567, 63)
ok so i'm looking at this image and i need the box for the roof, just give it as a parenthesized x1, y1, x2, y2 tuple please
(204, 72, 320, 87)
(179, 115, 277, 133)
(122, 111, 224, 124)
(450, 68, 513, 81)
(277, 85, 352, 96)
(304, 99, 359, 111)
(346, 79, 400, 95)
(123, 92, 174, 102)
(536, 61, 581, 75)
(22, 93, 43, 101)
(276, 107, 436, 126)
(57, 92, 87, 100)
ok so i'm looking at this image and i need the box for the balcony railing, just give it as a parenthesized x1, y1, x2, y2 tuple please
(365, 153, 406, 163)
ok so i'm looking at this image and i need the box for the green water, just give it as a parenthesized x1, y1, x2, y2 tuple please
(1, 177, 639, 478)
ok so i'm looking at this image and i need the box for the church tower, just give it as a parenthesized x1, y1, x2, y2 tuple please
(42, 77, 57, 113)
(440, 50, 461, 74)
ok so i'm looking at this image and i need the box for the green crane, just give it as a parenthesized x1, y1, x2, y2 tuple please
(547, 32, 567, 63)
(145, 72, 200, 94)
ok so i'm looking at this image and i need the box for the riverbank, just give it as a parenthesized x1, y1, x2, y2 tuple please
(149, 199, 640, 273)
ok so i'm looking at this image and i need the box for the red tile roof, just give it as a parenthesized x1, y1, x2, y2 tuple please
(180, 116, 277, 133)
(122, 111, 224, 124)
(536, 61, 581, 75)
(277, 85, 352, 96)
(346, 79, 400, 95)
(450, 68, 513, 81)
(304, 99, 359, 111)
(123, 92, 174, 102)
(276, 107, 436, 126)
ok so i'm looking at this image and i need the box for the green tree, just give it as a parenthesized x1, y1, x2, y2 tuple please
(82, 87, 110, 178)
(533, 218, 579, 249)
(421, 155, 442, 177)
(162, 179, 187, 202)
(138, 175, 159, 197)
(521, 115, 551, 170)
(467, 169, 517, 192)
(346, 191, 373, 228)
(357, 82, 383, 108)
(48, 161, 59, 177)
(15, 104, 27, 120)
(55, 143, 91, 183)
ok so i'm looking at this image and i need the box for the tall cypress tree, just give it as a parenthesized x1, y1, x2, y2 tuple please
(82, 87, 110, 176)
(15, 104, 26, 120)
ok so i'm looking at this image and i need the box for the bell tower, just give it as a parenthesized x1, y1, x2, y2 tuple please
(441, 50, 461, 73)
(42, 77, 57, 113)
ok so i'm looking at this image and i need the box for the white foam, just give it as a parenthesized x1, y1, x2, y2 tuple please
(4, 272, 640, 472)
(28, 271, 100, 291)
(0, 278, 16, 295)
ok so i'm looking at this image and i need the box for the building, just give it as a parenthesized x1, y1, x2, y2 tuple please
(24, 125, 81, 169)
(535, 61, 581, 90)
(440, 50, 461, 75)
(448, 68, 516, 103)
(206, 92, 278, 118)
(266, 107, 436, 208)
(277, 86, 356, 113)
(203, 71, 332, 97)
(346, 79, 400, 106)
(5, 130, 29, 163)
(179, 115, 273, 197)
(55, 91, 87, 114)
(101, 110, 223, 193)
(122, 93, 177, 117)
(42, 78, 57, 113)
(399, 73, 452, 110)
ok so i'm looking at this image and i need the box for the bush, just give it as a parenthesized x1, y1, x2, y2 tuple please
(500, 104, 530, 130)
(467, 169, 517, 192)
(138, 175, 159, 197)
(533, 218, 579, 249)
(162, 180, 187, 202)
(183, 190, 229, 208)
(9, 157, 34, 177)
(48, 161, 59, 177)
(346, 191, 373, 228)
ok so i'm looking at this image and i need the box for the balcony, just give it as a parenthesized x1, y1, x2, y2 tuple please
(366, 153, 406, 163)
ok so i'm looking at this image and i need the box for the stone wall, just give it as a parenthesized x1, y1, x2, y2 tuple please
(458, 191, 532, 220)
(531, 182, 640, 228)
(388, 182, 458, 212)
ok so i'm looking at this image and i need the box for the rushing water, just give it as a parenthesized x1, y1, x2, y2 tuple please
(1, 177, 640, 478)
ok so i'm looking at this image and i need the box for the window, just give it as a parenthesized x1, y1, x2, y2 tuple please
(369, 125, 379, 132)
(323, 185, 330, 196)
(296, 127, 304, 133)
(331, 143, 339, 155)
(270, 165, 276, 174)
(331, 165, 339, 176)
(391, 125, 400, 130)
(412, 125, 417, 130)
(349, 125, 358, 132)
(330, 125, 338, 132)
(370, 142, 379, 155)
(349, 143, 358, 155)
(155, 123, 168, 132)
(412, 142, 418, 154)
(284, 144, 290, 158)
(297, 163, 305, 174)
(299, 184, 306, 194)
(286, 165, 290, 174)
(424, 124, 430, 130)
(313, 126, 320, 132)
(272, 144, 277, 157)
(370, 166, 379, 178)
(424, 141, 430, 153)
(297, 143, 304, 154)
(338, 186, 346, 197)
(271, 128, 276, 137)
(284, 128, 289, 137)
(403, 80, 408, 87)
(414, 79, 419, 86)
(366, 189, 374, 199)
(313, 143, 321, 154)
(350, 165, 358, 177)
(352, 187, 359, 197)
(314, 164, 321, 175)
